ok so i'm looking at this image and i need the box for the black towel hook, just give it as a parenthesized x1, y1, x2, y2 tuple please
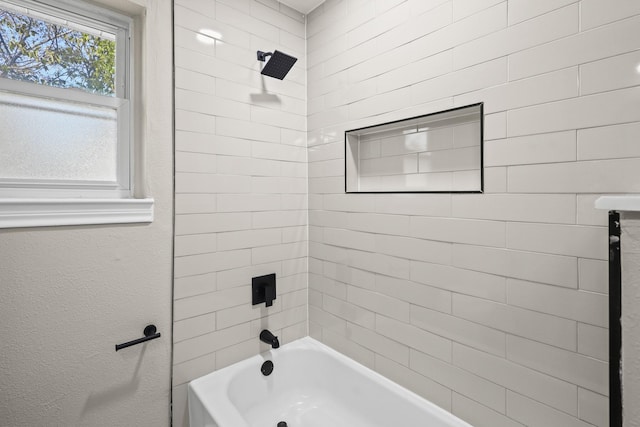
(115, 324, 161, 352)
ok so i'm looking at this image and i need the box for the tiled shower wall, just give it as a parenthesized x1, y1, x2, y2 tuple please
(308, 1, 640, 427)
(171, 1, 307, 425)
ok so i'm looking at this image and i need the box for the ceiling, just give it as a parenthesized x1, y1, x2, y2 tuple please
(280, 0, 325, 14)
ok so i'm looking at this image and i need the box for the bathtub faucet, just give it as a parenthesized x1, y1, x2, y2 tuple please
(260, 329, 280, 349)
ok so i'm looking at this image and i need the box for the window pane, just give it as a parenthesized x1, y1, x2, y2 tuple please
(0, 91, 118, 181)
(0, 3, 116, 96)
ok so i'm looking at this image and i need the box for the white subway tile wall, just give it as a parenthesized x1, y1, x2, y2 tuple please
(307, 2, 638, 427)
(172, 1, 307, 426)
(169, 0, 639, 426)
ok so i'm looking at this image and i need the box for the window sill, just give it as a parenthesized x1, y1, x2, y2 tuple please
(0, 198, 154, 229)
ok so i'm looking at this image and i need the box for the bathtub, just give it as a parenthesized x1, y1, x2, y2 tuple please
(188, 337, 473, 427)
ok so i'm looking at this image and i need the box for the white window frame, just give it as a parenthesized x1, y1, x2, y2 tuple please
(0, 0, 153, 227)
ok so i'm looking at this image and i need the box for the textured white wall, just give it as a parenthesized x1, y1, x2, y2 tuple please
(307, 1, 640, 427)
(0, 1, 174, 426)
(622, 213, 640, 427)
(171, 1, 308, 425)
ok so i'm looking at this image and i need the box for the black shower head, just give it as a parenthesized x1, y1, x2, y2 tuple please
(257, 50, 298, 80)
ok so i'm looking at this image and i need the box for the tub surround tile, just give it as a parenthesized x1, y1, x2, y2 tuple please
(506, 391, 592, 427)
(217, 228, 281, 251)
(173, 323, 252, 365)
(507, 279, 608, 327)
(580, 50, 640, 95)
(374, 234, 453, 265)
(580, 0, 640, 30)
(410, 216, 506, 247)
(411, 348, 506, 412)
(411, 305, 506, 357)
(508, 158, 640, 194)
(347, 285, 411, 323)
(346, 322, 410, 366)
(174, 286, 249, 321)
(507, 87, 640, 138)
(484, 132, 577, 167)
(504, 250, 578, 289)
(509, 15, 640, 81)
(578, 258, 608, 294)
(323, 228, 376, 251)
(506, 223, 608, 260)
(506, 335, 608, 395)
(310, 305, 347, 336)
(577, 388, 609, 427)
(481, 167, 507, 193)
(309, 273, 347, 299)
(453, 0, 504, 22)
(171, 0, 638, 425)
(453, 393, 525, 427)
(174, 233, 218, 257)
(174, 273, 217, 300)
(578, 122, 640, 161)
(175, 194, 217, 215)
(577, 323, 608, 362)
(281, 320, 307, 343)
(454, 344, 578, 416)
(173, 3, 307, 423)
(216, 262, 282, 290)
(174, 249, 251, 278)
(307, 0, 622, 424)
(173, 352, 217, 386)
(453, 4, 579, 70)
(173, 312, 217, 344)
(453, 294, 577, 351)
(411, 260, 507, 302)
(375, 354, 453, 412)
(376, 314, 452, 363)
(214, 339, 260, 370)
(216, 299, 284, 330)
(324, 293, 375, 328)
(374, 275, 452, 314)
(576, 195, 609, 226)
(175, 151, 218, 174)
(507, 0, 577, 25)
(249, 306, 307, 338)
(484, 112, 507, 140)
(452, 194, 577, 224)
(175, 212, 252, 236)
(322, 328, 375, 369)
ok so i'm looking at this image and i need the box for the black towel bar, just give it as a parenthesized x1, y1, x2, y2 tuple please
(115, 324, 161, 352)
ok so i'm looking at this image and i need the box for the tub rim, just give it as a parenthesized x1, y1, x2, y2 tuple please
(187, 336, 474, 427)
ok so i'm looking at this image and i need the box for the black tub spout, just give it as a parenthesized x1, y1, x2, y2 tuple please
(260, 329, 280, 349)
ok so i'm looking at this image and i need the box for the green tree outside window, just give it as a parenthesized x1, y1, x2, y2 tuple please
(0, 7, 116, 96)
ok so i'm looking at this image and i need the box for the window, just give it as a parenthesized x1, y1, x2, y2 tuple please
(0, 0, 152, 227)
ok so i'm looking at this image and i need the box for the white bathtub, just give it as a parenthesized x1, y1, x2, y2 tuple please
(188, 337, 473, 427)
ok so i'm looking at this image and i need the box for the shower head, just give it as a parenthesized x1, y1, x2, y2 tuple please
(257, 50, 298, 80)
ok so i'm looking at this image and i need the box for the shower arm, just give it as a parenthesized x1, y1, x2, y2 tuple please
(257, 51, 273, 61)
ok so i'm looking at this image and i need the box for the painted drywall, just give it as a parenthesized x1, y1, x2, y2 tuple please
(307, 1, 640, 426)
(171, 1, 308, 425)
(622, 212, 640, 427)
(0, 1, 174, 426)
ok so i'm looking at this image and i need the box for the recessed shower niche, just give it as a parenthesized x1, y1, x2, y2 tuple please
(345, 103, 483, 193)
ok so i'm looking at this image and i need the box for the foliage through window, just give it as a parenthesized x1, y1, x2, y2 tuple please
(0, 5, 117, 95)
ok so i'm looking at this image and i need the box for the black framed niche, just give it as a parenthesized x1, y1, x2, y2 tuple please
(345, 103, 484, 193)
